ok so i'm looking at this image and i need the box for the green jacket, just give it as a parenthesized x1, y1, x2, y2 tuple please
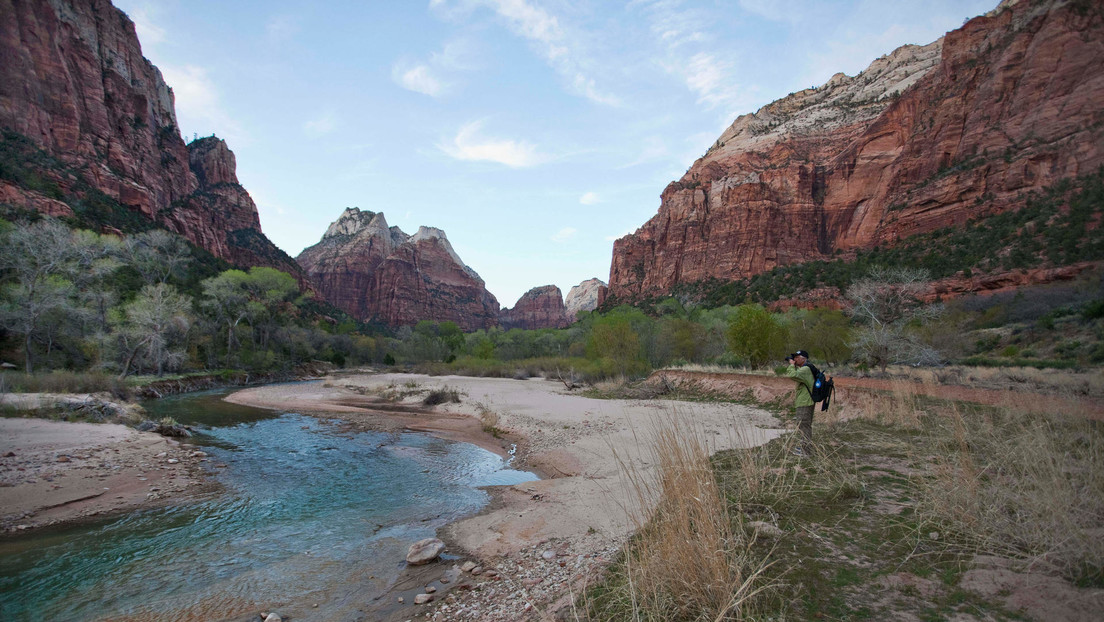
(785, 363, 815, 407)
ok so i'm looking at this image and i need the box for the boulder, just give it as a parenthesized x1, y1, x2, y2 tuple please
(406, 537, 445, 565)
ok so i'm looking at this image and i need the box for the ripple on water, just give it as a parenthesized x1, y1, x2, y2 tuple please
(0, 392, 536, 622)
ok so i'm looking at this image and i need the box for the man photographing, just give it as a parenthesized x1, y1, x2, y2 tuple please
(784, 350, 815, 456)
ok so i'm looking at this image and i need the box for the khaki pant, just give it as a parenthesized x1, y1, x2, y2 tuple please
(796, 405, 814, 449)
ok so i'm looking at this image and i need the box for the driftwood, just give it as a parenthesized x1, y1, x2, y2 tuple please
(555, 369, 583, 391)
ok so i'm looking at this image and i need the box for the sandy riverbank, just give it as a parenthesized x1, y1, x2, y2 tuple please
(0, 417, 212, 533)
(226, 373, 784, 620)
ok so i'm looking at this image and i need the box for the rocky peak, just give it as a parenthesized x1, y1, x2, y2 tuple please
(297, 210, 499, 329)
(500, 285, 568, 330)
(322, 207, 399, 242)
(565, 278, 608, 321)
(410, 226, 483, 284)
(187, 136, 238, 186)
(706, 40, 942, 158)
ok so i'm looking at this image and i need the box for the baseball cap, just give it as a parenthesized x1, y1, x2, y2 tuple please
(792, 350, 809, 358)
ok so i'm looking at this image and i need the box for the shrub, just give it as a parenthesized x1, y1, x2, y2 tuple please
(422, 387, 460, 406)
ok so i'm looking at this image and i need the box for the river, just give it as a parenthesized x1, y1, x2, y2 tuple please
(0, 386, 536, 621)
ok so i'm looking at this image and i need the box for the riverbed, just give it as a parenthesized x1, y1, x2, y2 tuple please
(0, 387, 535, 621)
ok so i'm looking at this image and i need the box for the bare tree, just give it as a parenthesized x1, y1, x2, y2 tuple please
(123, 229, 192, 285)
(0, 219, 113, 372)
(845, 267, 943, 371)
(111, 283, 192, 378)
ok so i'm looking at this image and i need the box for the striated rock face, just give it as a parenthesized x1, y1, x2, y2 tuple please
(500, 285, 569, 330)
(564, 278, 608, 321)
(609, 0, 1104, 301)
(297, 208, 500, 330)
(0, 0, 305, 281)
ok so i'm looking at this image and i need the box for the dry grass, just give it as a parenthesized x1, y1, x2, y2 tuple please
(822, 379, 924, 429)
(583, 412, 777, 621)
(919, 402, 1104, 583)
(869, 364, 1104, 400)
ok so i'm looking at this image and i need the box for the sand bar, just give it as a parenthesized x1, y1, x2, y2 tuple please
(0, 416, 211, 532)
(226, 373, 784, 620)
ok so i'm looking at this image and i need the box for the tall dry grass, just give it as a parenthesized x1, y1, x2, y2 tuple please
(825, 380, 924, 429)
(585, 413, 776, 621)
(920, 403, 1104, 583)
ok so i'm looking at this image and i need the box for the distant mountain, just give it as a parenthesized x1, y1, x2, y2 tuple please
(0, 0, 306, 283)
(297, 208, 500, 330)
(500, 285, 569, 330)
(608, 0, 1104, 302)
(565, 278, 607, 320)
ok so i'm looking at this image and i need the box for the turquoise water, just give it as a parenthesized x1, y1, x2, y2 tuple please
(0, 387, 536, 621)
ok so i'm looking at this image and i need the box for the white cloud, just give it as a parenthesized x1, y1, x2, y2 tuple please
(439, 120, 545, 168)
(126, 6, 166, 46)
(160, 65, 244, 143)
(303, 111, 337, 137)
(432, 0, 618, 106)
(393, 63, 445, 97)
(580, 192, 600, 205)
(551, 227, 577, 243)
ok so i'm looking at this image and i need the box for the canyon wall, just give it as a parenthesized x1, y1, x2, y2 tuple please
(0, 0, 305, 280)
(609, 0, 1104, 301)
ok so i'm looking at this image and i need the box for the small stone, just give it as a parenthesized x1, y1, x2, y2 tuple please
(263, 614, 282, 622)
(397, 597, 404, 603)
(461, 561, 477, 572)
(406, 537, 445, 565)
(541, 550, 555, 561)
(483, 569, 497, 577)
(748, 521, 785, 538)
(521, 578, 541, 587)
(425, 585, 436, 593)
(167, 458, 179, 464)
(56, 455, 70, 462)
(414, 593, 433, 605)
(471, 566, 483, 575)
(929, 531, 940, 540)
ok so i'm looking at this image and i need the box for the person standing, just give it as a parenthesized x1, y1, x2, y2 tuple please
(784, 349, 815, 456)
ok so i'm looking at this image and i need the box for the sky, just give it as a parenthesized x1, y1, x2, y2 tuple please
(112, 0, 995, 306)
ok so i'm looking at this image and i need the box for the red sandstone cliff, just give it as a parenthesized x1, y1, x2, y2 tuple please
(297, 208, 500, 330)
(0, 0, 305, 281)
(500, 285, 569, 330)
(609, 0, 1104, 301)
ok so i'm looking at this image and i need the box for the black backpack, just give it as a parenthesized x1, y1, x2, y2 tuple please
(805, 363, 834, 411)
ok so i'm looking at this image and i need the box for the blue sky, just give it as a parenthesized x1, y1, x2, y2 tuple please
(113, 0, 995, 306)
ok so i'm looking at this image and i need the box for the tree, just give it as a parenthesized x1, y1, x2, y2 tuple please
(200, 269, 252, 366)
(725, 304, 789, 368)
(588, 315, 643, 375)
(785, 308, 853, 365)
(845, 267, 942, 371)
(111, 283, 192, 378)
(123, 229, 192, 285)
(0, 219, 113, 372)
